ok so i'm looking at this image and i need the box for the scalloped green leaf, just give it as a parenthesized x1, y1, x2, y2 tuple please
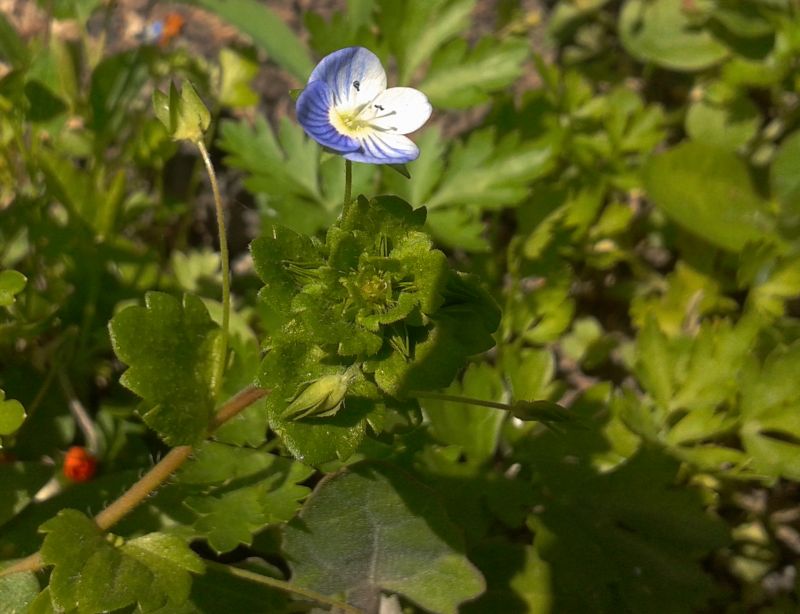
(259, 341, 368, 466)
(284, 462, 485, 613)
(40, 509, 203, 613)
(108, 292, 222, 445)
(177, 442, 313, 553)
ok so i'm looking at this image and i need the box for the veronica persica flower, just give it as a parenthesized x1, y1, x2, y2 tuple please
(296, 47, 432, 164)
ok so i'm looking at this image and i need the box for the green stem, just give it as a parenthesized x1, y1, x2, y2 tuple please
(411, 390, 512, 412)
(205, 561, 364, 614)
(196, 139, 230, 398)
(344, 159, 352, 209)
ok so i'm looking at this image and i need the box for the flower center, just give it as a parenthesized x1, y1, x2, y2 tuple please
(330, 107, 374, 137)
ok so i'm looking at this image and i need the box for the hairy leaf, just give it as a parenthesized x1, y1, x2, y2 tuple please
(108, 292, 221, 445)
(284, 462, 485, 613)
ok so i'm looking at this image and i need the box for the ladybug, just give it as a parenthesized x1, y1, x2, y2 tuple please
(63, 446, 97, 482)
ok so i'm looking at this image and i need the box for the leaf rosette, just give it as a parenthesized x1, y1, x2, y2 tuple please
(252, 195, 499, 464)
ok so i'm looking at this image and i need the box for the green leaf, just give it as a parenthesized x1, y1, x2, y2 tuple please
(527, 449, 728, 613)
(0, 389, 25, 436)
(643, 142, 775, 251)
(770, 130, 800, 210)
(422, 363, 506, 463)
(377, 0, 477, 83)
(177, 442, 313, 553)
(179, 0, 314, 81)
(619, 0, 728, 71)
(0, 270, 26, 308)
(90, 49, 150, 136)
(40, 509, 203, 613)
(108, 292, 221, 445)
(284, 462, 485, 613)
(260, 341, 368, 466)
(426, 129, 554, 212)
(218, 47, 259, 108)
(218, 117, 360, 234)
(0, 462, 52, 527)
(0, 12, 27, 68)
(419, 37, 529, 108)
(740, 342, 800, 481)
(0, 568, 39, 613)
(685, 96, 760, 152)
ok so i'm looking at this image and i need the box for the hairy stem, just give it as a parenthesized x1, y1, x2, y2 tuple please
(344, 159, 352, 209)
(411, 390, 512, 411)
(205, 561, 365, 614)
(0, 385, 268, 578)
(196, 139, 230, 399)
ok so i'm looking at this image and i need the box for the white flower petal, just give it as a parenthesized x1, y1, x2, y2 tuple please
(308, 47, 386, 109)
(361, 87, 432, 135)
(344, 132, 420, 165)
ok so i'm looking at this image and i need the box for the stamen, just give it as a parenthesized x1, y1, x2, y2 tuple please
(353, 80, 360, 92)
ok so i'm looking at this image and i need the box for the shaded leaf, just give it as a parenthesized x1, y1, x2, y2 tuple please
(643, 142, 775, 251)
(284, 462, 485, 613)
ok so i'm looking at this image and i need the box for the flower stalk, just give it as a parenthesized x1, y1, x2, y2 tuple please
(196, 139, 230, 398)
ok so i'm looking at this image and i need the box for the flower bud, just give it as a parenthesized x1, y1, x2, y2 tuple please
(283, 370, 354, 421)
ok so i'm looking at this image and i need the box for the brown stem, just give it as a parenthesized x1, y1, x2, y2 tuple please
(0, 385, 268, 578)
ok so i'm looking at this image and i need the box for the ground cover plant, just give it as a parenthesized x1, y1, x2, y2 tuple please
(1, 0, 800, 612)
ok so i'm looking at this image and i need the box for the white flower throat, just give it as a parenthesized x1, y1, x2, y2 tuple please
(330, 81, 399, 137)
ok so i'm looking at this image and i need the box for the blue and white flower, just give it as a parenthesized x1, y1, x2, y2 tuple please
(296, 47, 432, 164)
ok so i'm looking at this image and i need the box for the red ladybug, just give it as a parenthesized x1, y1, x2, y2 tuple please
(63, 446, 97, 482)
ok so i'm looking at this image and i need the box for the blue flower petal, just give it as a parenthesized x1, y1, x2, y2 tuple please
(296, 80, 359, 154)
(307, 47, 386, 107)
(343, 133, 420, 165)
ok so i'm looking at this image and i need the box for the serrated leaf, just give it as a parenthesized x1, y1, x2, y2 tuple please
(40, 509, 203, 613)
(740, 342, 800, 481)
(643, 142, 776, 251)
(108, 292, 221, 445)
(517, 401, 729, 614)
(250, 224, 321, 322)
(260, 341, 367, 466)
(426, 128, 554, 212)
(178, 442, 313, 553)
(0, 270, 26, 307)
(377, 0, 477, 83)
(284, 462, 485, 613)
(528, 450, 728, 613)
(419, 37, 529, 108)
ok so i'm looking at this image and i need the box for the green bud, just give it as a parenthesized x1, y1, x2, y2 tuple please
(283, 370, 355, 421)
(152, 81, 210, 143)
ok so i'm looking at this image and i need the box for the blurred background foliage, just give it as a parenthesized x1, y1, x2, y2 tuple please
(2, 0, 800, 611)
